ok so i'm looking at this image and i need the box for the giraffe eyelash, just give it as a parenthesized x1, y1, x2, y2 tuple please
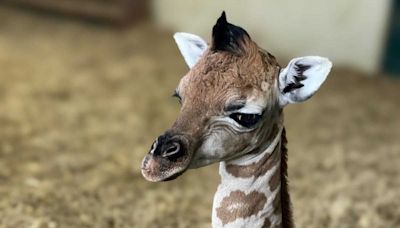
(229, 112, 263, 128)
(172, 91, 182, 103)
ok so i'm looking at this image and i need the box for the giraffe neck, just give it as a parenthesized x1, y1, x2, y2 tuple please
(211, 126, 293, 228)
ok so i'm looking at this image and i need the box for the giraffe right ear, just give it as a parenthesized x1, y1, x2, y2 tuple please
(278, 56, 332, 107)
(173, 32, 208, 69)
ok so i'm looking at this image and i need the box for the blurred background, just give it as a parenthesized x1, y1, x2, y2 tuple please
(0, 0, 399, 227)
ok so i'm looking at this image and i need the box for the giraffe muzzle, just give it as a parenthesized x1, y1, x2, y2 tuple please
(141, 133, 192, 182)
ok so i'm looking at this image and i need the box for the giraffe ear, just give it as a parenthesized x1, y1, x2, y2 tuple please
(278, 56, 332, 107)
(173, 32, 208, 69)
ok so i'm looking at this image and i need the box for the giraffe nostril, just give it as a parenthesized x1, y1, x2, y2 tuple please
(162, 142, 181, 158)
(151, 134, 188, 161)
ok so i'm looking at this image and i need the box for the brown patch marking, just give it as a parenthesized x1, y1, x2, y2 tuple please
(216, 190, 267, 225)
(269, 165, 281, 192)
(272, 192, 282, 216)
(262, 218, 271, 228)
(225, 125, 281, 178)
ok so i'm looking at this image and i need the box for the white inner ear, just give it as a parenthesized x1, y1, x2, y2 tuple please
(173, 32, 208, 69)
(278, 56, 332, 106)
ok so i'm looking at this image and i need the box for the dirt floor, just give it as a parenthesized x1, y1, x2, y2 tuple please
(0, 6, 399, 228)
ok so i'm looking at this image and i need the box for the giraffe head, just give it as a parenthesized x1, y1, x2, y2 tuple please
(141, 12, 332, 182)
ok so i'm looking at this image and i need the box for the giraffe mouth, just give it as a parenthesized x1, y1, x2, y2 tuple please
(162, 170, 186, 181)
(141, 152, 192, 182)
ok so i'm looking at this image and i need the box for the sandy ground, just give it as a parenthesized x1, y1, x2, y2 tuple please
(0, 6, 399, 228)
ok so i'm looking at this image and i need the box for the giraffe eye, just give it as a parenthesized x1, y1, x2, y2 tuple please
(172, 91, 182, 104)
(229, 113, 262, 128)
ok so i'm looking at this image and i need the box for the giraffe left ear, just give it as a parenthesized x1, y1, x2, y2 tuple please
(278, 56, 332, 107)
(173, 32, 208, 69)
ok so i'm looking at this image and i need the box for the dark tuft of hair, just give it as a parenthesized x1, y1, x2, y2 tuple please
(211, 11, 250, 54)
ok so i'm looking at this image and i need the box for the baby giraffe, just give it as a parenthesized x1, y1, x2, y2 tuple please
(142, 12, 332, 228)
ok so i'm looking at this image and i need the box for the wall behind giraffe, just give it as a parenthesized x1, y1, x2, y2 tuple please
(152, 0, 391, 74)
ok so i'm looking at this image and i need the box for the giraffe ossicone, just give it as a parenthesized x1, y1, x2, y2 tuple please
(141, 11, 332, 227)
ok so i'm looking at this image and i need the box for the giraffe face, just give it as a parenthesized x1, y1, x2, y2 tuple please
(141, 12, 332, 182)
